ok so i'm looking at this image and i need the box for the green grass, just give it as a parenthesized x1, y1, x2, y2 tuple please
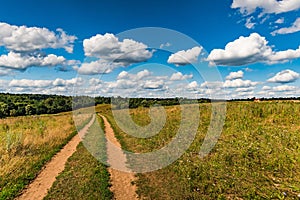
(0, 113, 76, 200)
(45, 115, 113, 200)
(98, 102, 300, 199)
(0, 107, 94, 200)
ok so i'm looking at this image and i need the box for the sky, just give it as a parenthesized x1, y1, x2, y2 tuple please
(1, 0, 300, 99)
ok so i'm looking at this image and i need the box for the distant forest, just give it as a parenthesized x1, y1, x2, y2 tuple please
(0, 93, 299, 118)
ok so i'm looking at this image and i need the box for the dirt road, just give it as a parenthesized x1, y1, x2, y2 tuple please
(17, 114, 95, 200)
(100, 115, 138, 200)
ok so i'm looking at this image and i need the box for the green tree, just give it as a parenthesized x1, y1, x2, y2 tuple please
(0, 102, 9, 118)
(25, 104, 35, 115)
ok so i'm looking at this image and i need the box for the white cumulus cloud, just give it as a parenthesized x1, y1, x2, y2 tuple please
(231, 0, 300, 15)
(0, 52, 65, 69)
(0, 22, 76, 53)
(73, 60, 118, 75)
(267, 69, 299, 83)
(207, 33, 300, 66)
(262, 86, 272, 90)
(9, 79, 52, 88)
(83, 33, 152, 66)
(226, 70, 244, 80)
(245, 16, 256, 29)
(79, 33, 153, 75)
(143, 80, 164, 89)
(170, 72, 193, 81)
(236, 87, 255, 92)
(273, 85, 296, 91)
(272, 17, 300, 35)
(223, 79, 258, 88)
(187, 81, 198, 90)
(275, 17, 285, 24)
(117, 69, 151, 81)
(167, 46, 202, 66)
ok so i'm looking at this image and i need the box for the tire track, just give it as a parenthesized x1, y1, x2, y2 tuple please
(17, 114, 95, 200)
(100, 115, 138, 200)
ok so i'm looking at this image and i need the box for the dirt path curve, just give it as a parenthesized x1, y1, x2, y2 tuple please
(100, 115, 138, 200)
(17, 114, 96, 200)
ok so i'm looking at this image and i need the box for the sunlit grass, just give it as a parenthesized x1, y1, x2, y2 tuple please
(98, 101, 300, 199)
(45, 115, 112, 199)
(0, 107, 95, 200)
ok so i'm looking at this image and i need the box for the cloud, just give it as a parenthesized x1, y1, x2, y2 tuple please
(167, 46, 202, 66)
(244, 67, 253, 72)
(0, 52, 65, 69)
(9, 77, 83, 88)
(52, 78, 83, 87)
(0, 22, 76, 73)
(207, 33, 300, 66)
(136, 70, 152, 80)
(89, 78, 102, 85)
(200, 81, 223, 89)
(231, 0, 300, 15)
(267, 69, 299, 83)
(117, 69, 151, 81)
(78, 33, 153, 75)
(275, 17, 285, 24)
(236, 87, 255, 92)
(143, 80, 164, 89)
(262, 86, 272, 90)
(83, 33, 152, 66)
(0, 68, 14, 76)
(9, 79, 53, 88)
(245, 16, 256, 29)
(273, 85, 296, 91)
(0, 22, 76, 53)
(170, 72, 193, 81)
(187, 81, 198, 90)
(159, 42, 171, 49)
(6, 77, 85, 95)
(73, 60, 119, 75)
(258, 84, 299, 97)
(100, 70, 169, 95)
(105, 69, 168, 92)
(226, 70, 244, 80)
(272, 17, 300, 35)
(223, 78, 258, 88)
(109, 79, 137, 89)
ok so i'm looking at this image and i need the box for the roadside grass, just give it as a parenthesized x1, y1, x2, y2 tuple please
(73, 106, 94, 131)
(0, 107, 93, 200)
(98, 102, 300, 199)
(45, 115, 112, 200)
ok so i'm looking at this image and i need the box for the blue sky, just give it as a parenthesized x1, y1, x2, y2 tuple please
(1, 0, 300, 99)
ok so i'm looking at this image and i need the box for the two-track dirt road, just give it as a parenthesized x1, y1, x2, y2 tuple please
(17, 115, 95, 200)
(17, 114, 137, 200)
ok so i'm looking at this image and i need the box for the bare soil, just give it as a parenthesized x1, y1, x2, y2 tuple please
(100, 115, 138, 200)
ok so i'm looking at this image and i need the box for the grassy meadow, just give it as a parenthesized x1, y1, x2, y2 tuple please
(0, 108, 94, 200)
(97, 101, 300, 199)
(0, 101, 299, 199)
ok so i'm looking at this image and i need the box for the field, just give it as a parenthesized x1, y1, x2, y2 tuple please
(0, 106, 97, 200)
(0, 112, 76, 199)
(0, 101, 299, 199)
(98, 101, 300, 199)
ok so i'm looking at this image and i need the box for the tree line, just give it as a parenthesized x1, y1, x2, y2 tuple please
(0, 93, 212, 118)
(0, 93, 110, 118)
(1, 92, 299, 118)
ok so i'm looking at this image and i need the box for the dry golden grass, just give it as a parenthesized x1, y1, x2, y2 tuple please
(0, 112, 76, 199)
(72, 106, 94, 131)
